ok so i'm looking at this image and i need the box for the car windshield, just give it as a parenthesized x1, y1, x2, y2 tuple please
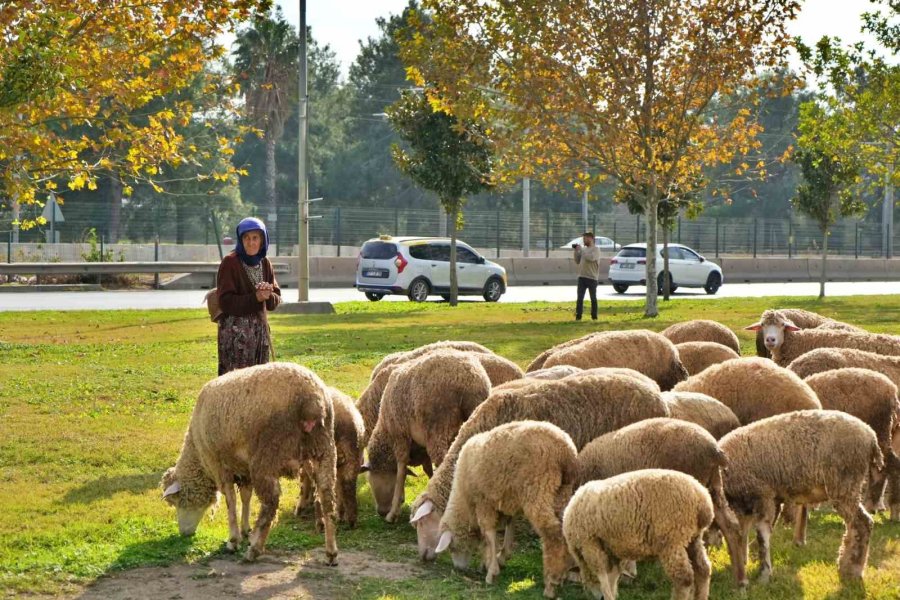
(360, 241, 398, 259)
(617, 247, 646, 258)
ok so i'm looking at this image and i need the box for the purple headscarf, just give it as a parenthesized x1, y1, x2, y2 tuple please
(235, 217, 268, 266)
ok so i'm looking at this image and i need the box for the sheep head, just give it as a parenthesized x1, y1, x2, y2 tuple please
(410, 497, 443, 561)
(160, 466, 217, 536)
(745, 310, 801, 353)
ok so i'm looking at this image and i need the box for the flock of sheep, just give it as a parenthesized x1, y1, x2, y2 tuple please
(159, 308, 900, 599)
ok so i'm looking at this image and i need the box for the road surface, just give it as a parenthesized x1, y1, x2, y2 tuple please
(1, 281, 899, 312)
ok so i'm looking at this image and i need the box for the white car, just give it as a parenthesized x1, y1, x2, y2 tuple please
(355, 236, 507, 302)
(608, 243, 723, 295)
(560, 235, 620, 251)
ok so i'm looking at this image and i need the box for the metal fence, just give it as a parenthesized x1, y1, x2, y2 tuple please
(2, 202, 897, 261)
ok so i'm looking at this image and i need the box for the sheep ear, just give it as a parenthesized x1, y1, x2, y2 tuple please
(405, 467, 417, 477)
(744, 322, 762, 331)
(163, 481, 181, 498)
(435, 531, 453, 553)
(410, 500, 434, 524)
(360, 462, 370, 473)
(784, 323, 801, 332)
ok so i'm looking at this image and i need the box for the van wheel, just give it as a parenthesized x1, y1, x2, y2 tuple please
(407, 278, 430, 302)
(704, 272, 722, 295)
(483, 277, 504, 302)
(364, 292, 384, 302)
(612, 283, 629, 294)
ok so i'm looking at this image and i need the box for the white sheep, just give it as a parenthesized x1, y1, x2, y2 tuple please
(662, 319, 742, 354)
(436, 421, 578, 598)
(751, 308, 863, 358)
(160, 362, 338, 564)
(563, 469, 714, 600)
(675, 341, 741, 376)
(661, 391, 742, 439)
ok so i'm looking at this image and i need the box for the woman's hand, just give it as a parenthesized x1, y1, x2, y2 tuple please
(255, 282, 273, 302)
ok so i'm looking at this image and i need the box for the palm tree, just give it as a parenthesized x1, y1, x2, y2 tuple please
(233, 7, 298, 227)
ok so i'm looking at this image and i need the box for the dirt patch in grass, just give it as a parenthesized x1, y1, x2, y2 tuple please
(70, 549, 424, 599)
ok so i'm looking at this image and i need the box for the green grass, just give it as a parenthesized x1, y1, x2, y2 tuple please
(1, 295, 900, 598)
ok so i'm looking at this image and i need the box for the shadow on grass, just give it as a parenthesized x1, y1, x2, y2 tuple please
(62, 471, 162, 504)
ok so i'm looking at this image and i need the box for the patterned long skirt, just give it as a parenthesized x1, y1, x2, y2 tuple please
(217, 313, 270, 375)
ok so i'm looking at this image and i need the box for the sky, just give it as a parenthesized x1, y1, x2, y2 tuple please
(270, 0, 893, 81)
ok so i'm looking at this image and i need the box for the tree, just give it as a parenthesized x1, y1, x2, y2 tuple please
(0, 0, 265, 227)
(793, 101, 864, 299)
(402, 0, 798, 316)
(387, 90, 495, 305)
(233, 6, 298, 233)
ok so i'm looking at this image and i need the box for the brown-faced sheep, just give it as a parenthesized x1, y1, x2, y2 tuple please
(409, 369, 668, 561)
(160, 362, 338, 564)
(577, 418, 739, 549)
(718, 410, 882, 586)
(788, 347, 900, 385)
(673, 357, 821, 425)
(804, 368, 900, 520)
(538, 329, 689, 390)
(296, 386, 365, 528)
(436, 421, 578, 598)
(662, 319, 742, 354)
(661, 391, 742, 440)
(746, 309, 891, 367)
(563, 469, 714, 600)
(676, 342, 741, 376)
(367, 349, 492, 522)
(752, 308, 863, 358)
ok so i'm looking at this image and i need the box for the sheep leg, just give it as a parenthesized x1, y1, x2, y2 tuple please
(313, 444, 339, 566)
(499, 519, 515, 566)
(294, 462, 315, 516)
(475, 506, 501, 585)
(246, 476, 281, 561)
(836, 500, 873, 580)
(657, 545, 693, 600)
(723, 517, 751, 588)
(220, 478, 241, 552)
(883, 451, 900, 521)
(339, 468, 359, 528)
(385, 455, 409, 524)
(709, 470, 739, 550)
(575, 540, 619, 600)
(525, 501, 568, 599)
(792, 504, 808, 547)
(755, 521, 773, 583)
(687, 536, 711, 600)
(239, 483, 252, 539)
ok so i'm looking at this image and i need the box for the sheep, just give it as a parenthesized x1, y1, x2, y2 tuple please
(357, 344, 521, 443)
(495, 366, 659, 395)
(803, 368, 900, 520)
(675, 341, 741, 376)
(673, 357, 821, 425)
(662, 319, 742, 354)
(788, 347, 900, 386)
(295, 386, 365, 528)
(745, 309, 891, 367)
(160, 362, 338, 564)
(718, 410, 882, 586)
(435, 421, 578, 598)
(537, 329, 689, 390)
(525, 365, 583, 380)
(563, 469, 714, 600)
(409, 369, 668, 561)
(366, 349, 493, 522)
(751, 308, 863, 358)
(661, 391, 742, 440)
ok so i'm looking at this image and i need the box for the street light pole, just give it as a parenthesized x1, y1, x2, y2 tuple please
(297, 0, 309, 301)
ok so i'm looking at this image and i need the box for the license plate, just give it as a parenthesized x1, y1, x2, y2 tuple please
(363, 269, 387, 278)
(620, 263, 635, 269)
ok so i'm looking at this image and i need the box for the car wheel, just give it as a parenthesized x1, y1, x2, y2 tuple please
(657, 272, 677, 294)
(704, 271, 722, 295)
(364, 292, 384, 302)
(407, 278, 430, 302)
(440, 294, 451, 302)
(612, 283, 629, 294)
(482, 277, 504, 302)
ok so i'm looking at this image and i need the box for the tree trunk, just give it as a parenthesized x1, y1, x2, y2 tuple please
(644, 194, 659, 317)
(107, 173, 122, 244)
(449, 206, 458, 307)
(662, 220, 670, 301)
(265, 131, 277, 237)
(819, 226, 829, 299)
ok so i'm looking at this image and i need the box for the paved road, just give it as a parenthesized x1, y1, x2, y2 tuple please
(1, 281, 899, 312)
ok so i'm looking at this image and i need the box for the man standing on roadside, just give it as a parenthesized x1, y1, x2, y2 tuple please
(573, 231, 601, 320)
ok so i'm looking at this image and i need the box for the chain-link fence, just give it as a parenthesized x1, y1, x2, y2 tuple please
(1, 202, 897, 262)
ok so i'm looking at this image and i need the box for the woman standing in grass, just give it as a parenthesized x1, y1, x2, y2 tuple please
(215, 217, 281, 375)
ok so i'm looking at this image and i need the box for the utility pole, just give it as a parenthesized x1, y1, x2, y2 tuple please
(298, 0, 309, 301)
(522, 177, 530, 257)
(582, 186, 589, 232)
(884, 161, 895, 259)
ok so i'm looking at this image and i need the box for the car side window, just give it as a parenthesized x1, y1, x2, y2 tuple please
(456, 247, 479, 264)
(408, 244, 429, 260)
(666, 248, 684, 260)
(681, 248, 701, 262)
(429, 244, 451, 262)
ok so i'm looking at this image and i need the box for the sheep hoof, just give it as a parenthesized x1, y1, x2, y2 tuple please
(758, 570, 771, 584)
(542, 583, 558, 598)
(325, 551, 338, 566)
(244, 547, 261, 562)
(793, 539, 806, 547)
(385, 511, 398, 523)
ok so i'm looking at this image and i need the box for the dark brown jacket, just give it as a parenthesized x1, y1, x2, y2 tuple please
(216, 252, 281, 318)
